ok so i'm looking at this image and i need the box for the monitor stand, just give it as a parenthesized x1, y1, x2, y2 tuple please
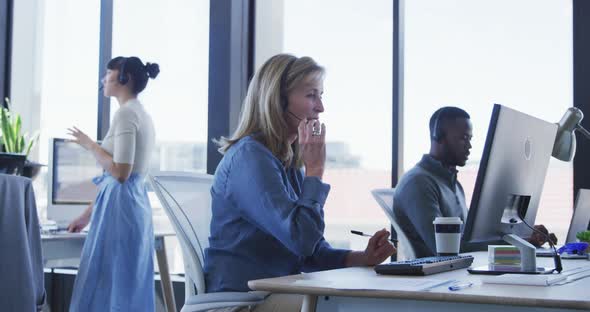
(468, 234, 553, 275)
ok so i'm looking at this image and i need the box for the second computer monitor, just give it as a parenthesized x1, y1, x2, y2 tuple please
(47, 138, 103, 228)
(566, 189, 590, 243)
(463, 104, 558, 248)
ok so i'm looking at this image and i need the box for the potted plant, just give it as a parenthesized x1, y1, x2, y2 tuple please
(576, 230, 590, 253)
(0, 97, 42, 179)
(577, 230, 590, 242)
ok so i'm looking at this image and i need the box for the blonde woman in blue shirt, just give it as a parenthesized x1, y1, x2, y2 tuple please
(205, 54, 396, 312)
(66, 56, 159, 311)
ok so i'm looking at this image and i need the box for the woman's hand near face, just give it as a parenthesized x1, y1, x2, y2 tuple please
(299, 119, 326, 179)
(67, 126, 98, 151)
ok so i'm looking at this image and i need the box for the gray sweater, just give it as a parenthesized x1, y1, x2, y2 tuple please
(394, 155, 468, 258)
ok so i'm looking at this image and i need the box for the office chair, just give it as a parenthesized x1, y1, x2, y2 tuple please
(148, 172, 269, 312)
(0, 174, 45, 311)
(371, 188, 416, 261)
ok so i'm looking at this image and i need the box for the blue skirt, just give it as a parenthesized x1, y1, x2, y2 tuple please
(69, 173, 155, 312)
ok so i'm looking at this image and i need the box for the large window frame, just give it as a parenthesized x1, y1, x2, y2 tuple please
(574, 0, 590, 198)
(5, 0, 585, 243)
(21, 0, 585, 247)
(95, 0, 254, 173)
(97, 0, 112, 140)
(0, 0, 13, 108)
(16, 0, 579, 200)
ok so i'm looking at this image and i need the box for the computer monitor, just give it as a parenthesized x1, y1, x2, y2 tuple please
(47, 138, 103, 228)
(566, 189, 590, 243)
(463, 104, 558, 274)
(0, 152, 26, 175)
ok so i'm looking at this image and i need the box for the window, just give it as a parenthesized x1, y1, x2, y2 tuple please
(112, 0, 210, 273)
(258, 0, 394, 250)
(404, 0, 573, 240)
(112, 0, 209, 173)
(36, 0, 101, 213)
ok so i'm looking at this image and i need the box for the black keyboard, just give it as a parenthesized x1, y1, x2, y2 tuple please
(375, 255, 474, 276)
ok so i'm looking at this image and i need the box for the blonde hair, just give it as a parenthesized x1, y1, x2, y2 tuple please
(216, 54, 325, 167)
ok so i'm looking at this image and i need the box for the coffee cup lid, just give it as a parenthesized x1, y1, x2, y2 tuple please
(433, 217, 463, 224)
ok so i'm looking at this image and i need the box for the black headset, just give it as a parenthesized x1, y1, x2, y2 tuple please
(431, 107, 448, 142)
(280, 58, 305, 122)
(118, 58, 129, 85)
(280, 58, 297, 111)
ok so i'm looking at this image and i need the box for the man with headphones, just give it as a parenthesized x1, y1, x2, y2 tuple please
(393, 107, 472, 258)
(394, 107, 555, 258)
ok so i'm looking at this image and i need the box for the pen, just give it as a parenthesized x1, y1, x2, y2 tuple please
(350, 230, 398, 243)
(448, 282, 473, 291)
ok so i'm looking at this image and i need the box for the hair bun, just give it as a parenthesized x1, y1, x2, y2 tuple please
(145, 62, 160, 79)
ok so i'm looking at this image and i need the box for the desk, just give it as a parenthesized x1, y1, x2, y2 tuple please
(249, 252, 590, 312)
(42, 230, 177, 312)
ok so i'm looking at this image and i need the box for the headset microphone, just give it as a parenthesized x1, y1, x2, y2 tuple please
(288, 110, 305, 122)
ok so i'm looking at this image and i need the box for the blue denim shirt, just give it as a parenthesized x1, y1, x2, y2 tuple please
(204, 135, 350, 292)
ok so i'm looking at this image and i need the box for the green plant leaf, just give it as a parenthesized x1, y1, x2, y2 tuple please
(1, 108, 14, 152)
(0, 109, 5, 148)
(25, 132, 39, 157)
(18, 135, 25, 153)
(14, 136, 21, 153)
(1, 98, 40, 156)
(13, 114, 22, 145)
(577, 230, 590, 242)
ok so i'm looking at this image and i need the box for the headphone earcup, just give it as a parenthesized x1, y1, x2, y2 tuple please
(433, 126, 444, 142)
(281, 94, 288, 111)
(431, 110, 444, 142)
(118, 61, 128, 85)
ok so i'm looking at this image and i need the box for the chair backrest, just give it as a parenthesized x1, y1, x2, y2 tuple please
(149, 172, 214, 296)
(0, 174, 45, 310)
(371, 188, 416, 260)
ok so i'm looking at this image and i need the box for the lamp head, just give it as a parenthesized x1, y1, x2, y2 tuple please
(552, 107, 583, 161)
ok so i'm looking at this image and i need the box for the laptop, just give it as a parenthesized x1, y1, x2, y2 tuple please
(537, 189, 590, 258)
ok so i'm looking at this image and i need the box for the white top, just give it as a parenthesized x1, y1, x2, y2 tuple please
(101, 99, 155, 174)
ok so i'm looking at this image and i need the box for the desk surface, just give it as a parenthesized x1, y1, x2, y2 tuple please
(41, 230, 175, 241)
(41, 216, 176, 241)
(40, 223, 178, 312)
(41, 226, 175, 264)
(248, 252, 590, 311)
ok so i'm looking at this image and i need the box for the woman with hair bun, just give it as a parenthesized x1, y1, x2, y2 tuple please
(66, 56, 159, 311)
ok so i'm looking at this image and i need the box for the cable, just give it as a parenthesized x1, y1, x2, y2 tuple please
(520, 218, 557, 253)
(520, 218, 563, 273)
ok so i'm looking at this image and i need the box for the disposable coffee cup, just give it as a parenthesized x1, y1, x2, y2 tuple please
(433, 217, 463, 256)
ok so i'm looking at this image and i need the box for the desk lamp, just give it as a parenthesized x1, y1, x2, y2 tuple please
(552, 107, 590, 161)
(542, 107, 590, 273)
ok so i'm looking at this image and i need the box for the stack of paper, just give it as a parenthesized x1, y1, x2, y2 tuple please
(481, 267, 590, 286)
(293, 278, 456, 292)
(481, 274, 566, 286)
(488, 245, 521, 270)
